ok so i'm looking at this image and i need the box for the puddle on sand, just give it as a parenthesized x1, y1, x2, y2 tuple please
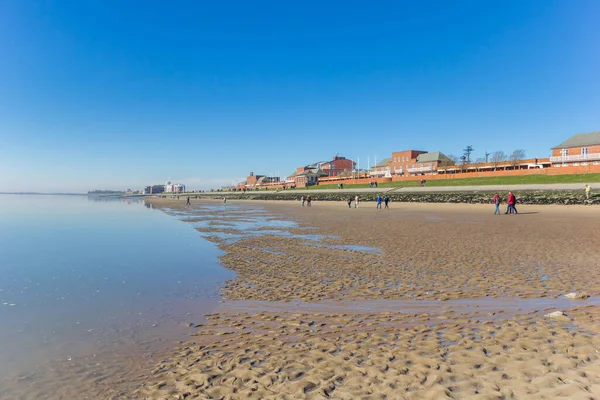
(303, 243, 381, 254)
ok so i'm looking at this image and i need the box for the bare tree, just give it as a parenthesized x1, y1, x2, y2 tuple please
(491, 151, 507, 171)
(509, 149, 526, 168)
(441, 154, 458, 167)
(460, 155, 468, 171)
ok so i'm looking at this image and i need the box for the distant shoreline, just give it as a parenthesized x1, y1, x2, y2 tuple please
(0, 192, 86, 196)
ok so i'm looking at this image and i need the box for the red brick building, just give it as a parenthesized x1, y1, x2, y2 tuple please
(305, 155, 356, 177)
(287, 154, 356, 186)
(243, 172, 280, 188)
(550, 132, 600, 166)
(370, 158, 392, 177)
(388, 150, 453, 176)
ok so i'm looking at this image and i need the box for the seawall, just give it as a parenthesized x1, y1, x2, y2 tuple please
(186, 190, 598, 205)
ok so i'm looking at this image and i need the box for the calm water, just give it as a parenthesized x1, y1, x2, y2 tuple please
(0, 195, 233, 382)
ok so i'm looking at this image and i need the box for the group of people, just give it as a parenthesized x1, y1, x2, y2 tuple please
(300, 184, 593, 212)
(300, 195, 312, 207)
(345, 195, 389, 209)
(493, 191, 518, 215)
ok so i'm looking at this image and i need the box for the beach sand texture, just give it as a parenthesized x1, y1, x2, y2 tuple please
(130, 199, 600, 399)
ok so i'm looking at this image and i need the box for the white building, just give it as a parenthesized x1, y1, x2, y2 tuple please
(164, 181, 186, 193)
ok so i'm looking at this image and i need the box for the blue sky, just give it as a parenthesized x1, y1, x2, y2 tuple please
(1, 0, 599, 192)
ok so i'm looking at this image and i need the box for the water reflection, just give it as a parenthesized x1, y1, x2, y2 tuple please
(0, 194, 233, 390)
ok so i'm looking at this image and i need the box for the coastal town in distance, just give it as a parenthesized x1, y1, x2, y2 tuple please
(112, 130, 600, 196)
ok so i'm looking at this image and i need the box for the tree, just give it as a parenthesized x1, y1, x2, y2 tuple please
(509, 149, 526, 168)
(460, 155, 468, 171)
(441, 154, 458, 167)
(474, 157, 486, 164)
(491, 151, 507, 171)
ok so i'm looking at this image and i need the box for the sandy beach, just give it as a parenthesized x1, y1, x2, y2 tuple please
(133, 198, 600, 399)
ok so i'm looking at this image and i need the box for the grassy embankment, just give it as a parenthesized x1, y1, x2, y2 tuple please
(307, 173, 600, 190)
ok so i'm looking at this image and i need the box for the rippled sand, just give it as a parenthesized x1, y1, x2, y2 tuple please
(128, 199, 600, 399)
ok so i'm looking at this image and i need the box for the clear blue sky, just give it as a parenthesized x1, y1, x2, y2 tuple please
(1, 0, 599, 192)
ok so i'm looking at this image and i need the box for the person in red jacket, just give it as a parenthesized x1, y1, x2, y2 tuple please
(493, 193, 501, 215)
(505, 191, 516, 214)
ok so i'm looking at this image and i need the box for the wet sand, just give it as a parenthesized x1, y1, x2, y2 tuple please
(134, 198, 600, 399)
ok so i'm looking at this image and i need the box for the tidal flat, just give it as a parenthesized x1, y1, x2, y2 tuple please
(132, 198, 600, 399)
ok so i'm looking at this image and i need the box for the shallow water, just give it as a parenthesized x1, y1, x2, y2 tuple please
(177, 203, 335, 244)
(222, 296, 600, 321)
(0, 195, 233, 390)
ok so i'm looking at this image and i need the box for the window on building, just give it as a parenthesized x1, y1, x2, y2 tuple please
(582, 147, 588, 156)
(560, 149, 568, 157)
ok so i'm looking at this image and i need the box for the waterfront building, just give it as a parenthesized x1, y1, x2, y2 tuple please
(242, 172, 281, 188)
(369, 158, 392, 177)
(388, 150, 453, 176)
(288, 168, 326, 187)
(550, 131, 600, 167)
(143, 185, 165, 194)
(164, 181, 186, 193)
(303, 155, 355, 177)
(286, 154, 356, 187)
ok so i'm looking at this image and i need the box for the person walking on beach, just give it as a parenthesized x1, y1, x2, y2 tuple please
(376, 195, 382, 209)
(355, 195, 359, 208)
(384, 195, 390, 209)
(347, 197, 352, 208)
(306, 195, 312, 207)
(301, 195, 305, 207)
(493, 193, 501, 215)
(585, 184, 591, 199)
(186, 196, 191, 206)
(511, 193, 519, 214)
(505, 192, 516, 214)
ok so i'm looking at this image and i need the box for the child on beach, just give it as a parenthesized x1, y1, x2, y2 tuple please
(355, 195, 359, 208)
(376, 195, 382, 209)
(384, 195, 390, 209)
(306, 195, 312, 207)
(186, 197, 191, 206)
(301, 196, 305, 207)
(347, 198, 352, 208)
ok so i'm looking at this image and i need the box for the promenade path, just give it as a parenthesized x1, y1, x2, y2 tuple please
(272, 183, 599, 194)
